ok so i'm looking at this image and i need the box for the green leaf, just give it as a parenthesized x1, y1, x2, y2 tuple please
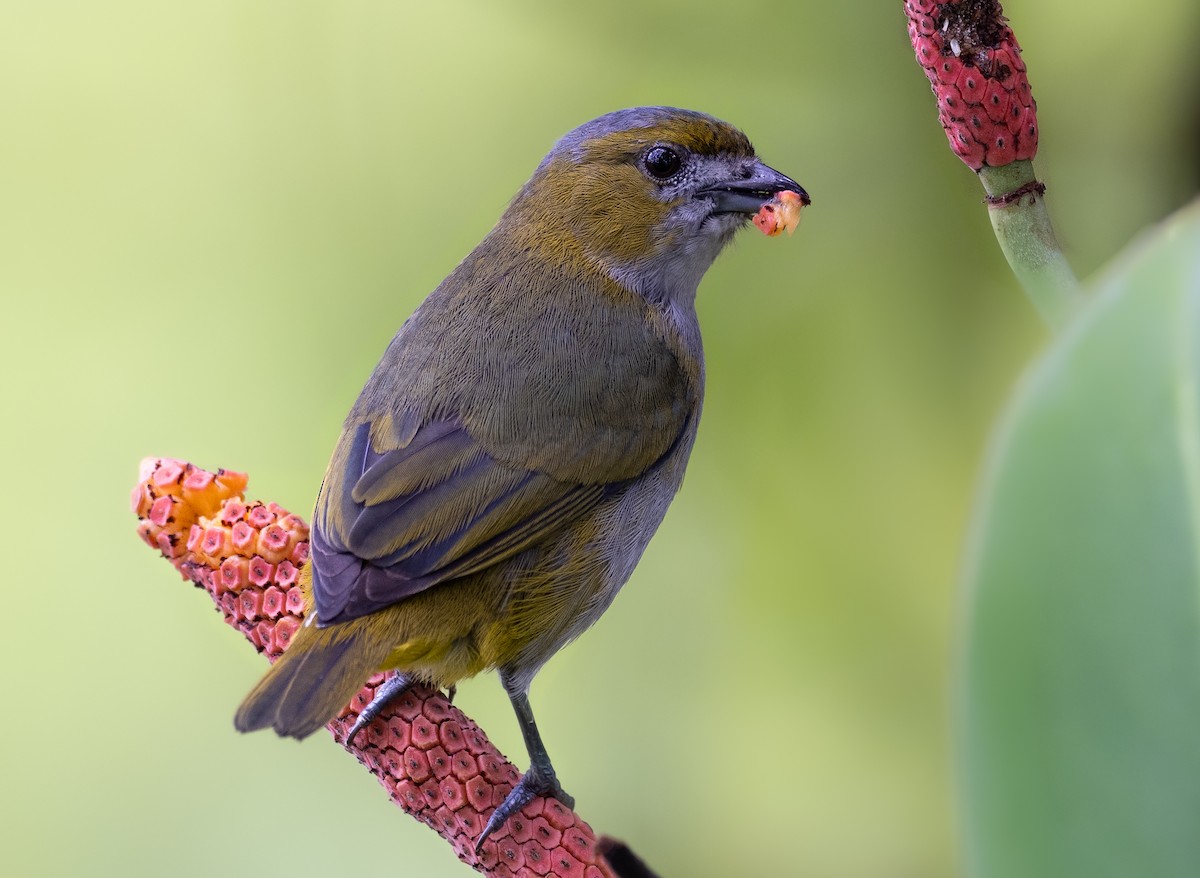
(962, 199, 1200, 877)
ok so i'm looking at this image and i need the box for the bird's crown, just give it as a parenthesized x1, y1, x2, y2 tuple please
(498, 106, 803, 305)
(545, 106, 755, 168)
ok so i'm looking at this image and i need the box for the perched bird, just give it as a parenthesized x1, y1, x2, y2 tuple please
(235, 106, 808, 847)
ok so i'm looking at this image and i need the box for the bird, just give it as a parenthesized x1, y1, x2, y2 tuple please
(234, 105, 808, 848)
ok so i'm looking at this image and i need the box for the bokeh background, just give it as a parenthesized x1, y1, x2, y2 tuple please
(4, 2, 1198, 876)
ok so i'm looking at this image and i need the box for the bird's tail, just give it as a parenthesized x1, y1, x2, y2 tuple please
(234, 619, 390, 739)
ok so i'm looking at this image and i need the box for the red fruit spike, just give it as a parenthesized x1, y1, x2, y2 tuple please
(983, 78, 1010, 123)
(213, 468, 248, 498)
(906, 0, 1039, 170)
(200, 526, 227, 558)
(466, 774, 493, 812)
(246, 621, 267, 651)
(454, 806, 483, 842)
(542, 799, 576, 832)
(386, 715, 412, 752)
(148, 495, 175, 527)
(439, 776, 467, 811)
(393, 690, 424, 722)
(939, 81, 963, 117)
(284, 585, 305, 616)
(274, 559, 299, 588)
(424, 697, 450, 723)
(935, 55, 962, 85)
(246, 504, 275, 529)
(905, 12, 930, 36)
(257, 524, 291, 563)
(248, 556, 274, 587)
(530, 816, 564, 850)
(135, 521, 156, 548)
(913, 33, 938, 65)
(426, 745, 451, 778)
(985, 130, 1016, 166)
(137, 456, 162, 485)
(507, 814, 534, 845)
(290, 540, 310, 565)
(949, 122, 987, 168)
(411, 715, 440, 750)
(238, 587, 264, 623)
(495, 838, 526, 873)
(403, 747, 432, 784)
(1016, 106, 1039, 159)
(551, 852, 587, 878)
(270, 615, 300, 655)
(337, 684, 370, 720)
(392, 777, 422, 812)
(155, 532, 178, 558)
(262, 586, 285, 619)
(362, 747, 387, 776)
(956, 64, 986, 103)
(451, 751, 480, 782)
(219, 499, 247, 525)
(365, 718, 390, 750)
(218, 556, 250, 593)
(279, 513, 306, 532)
(182, 468, 213, 492)
(152, 459, 184, 487)
(521, 840, 553, 876)
(480, 754, 513, 785)
(230, 520, 256, 551)
(130, 483, 151, 516)
(133, 458, 620, 877)
(212, 594, 237, 627)
(438, 719, 467, 754)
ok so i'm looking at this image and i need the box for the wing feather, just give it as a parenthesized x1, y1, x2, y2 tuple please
(311, 418, 620, 624)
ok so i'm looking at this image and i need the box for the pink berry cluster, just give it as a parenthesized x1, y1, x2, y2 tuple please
(132, 457, 309, 659)
(132, 457, 617, 877)
(905, 0, 1038, 170)
(331, 681, 612, 877)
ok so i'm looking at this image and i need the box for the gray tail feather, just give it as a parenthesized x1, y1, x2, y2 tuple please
(234, 624, 385, 739)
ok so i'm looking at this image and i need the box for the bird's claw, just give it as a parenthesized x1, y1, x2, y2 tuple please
(344, 673, 412, 748)
(475, 766, 573, 853)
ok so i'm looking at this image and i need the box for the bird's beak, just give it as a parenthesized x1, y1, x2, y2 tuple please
(700, 161, 810, 215)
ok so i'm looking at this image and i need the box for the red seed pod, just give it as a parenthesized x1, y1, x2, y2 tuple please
(132, 458, 618, 877)
(906, 0, 1038, 170)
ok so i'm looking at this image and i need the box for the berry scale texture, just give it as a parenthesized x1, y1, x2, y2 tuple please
(905, 0, 1039, 170)
(133, 457, 616, 877)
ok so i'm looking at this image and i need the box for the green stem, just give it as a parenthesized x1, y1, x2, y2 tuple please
(978, 160, 1083, 331)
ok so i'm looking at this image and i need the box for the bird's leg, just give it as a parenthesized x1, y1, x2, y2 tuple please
(344, 672, 413, 746)
(475, 686, 573, 852)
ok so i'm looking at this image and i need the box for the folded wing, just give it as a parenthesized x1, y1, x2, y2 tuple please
(311, 417, 617, 624)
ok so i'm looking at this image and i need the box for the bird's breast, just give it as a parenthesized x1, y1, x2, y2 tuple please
(484, 416, 699, 691)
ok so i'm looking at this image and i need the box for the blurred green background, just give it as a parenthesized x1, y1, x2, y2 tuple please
(3, 1, 1197, 876)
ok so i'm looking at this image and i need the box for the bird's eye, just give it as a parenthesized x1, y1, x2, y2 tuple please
(642, 146, 682, 180)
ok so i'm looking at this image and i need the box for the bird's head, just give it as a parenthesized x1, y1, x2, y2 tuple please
(503, 106, 808, 306)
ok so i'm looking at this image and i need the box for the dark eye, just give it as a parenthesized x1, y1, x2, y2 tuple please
(642, 146, 682, 180)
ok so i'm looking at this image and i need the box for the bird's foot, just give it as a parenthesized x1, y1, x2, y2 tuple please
(475, 765, 574, 852)
(344, 672, 412, 747)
